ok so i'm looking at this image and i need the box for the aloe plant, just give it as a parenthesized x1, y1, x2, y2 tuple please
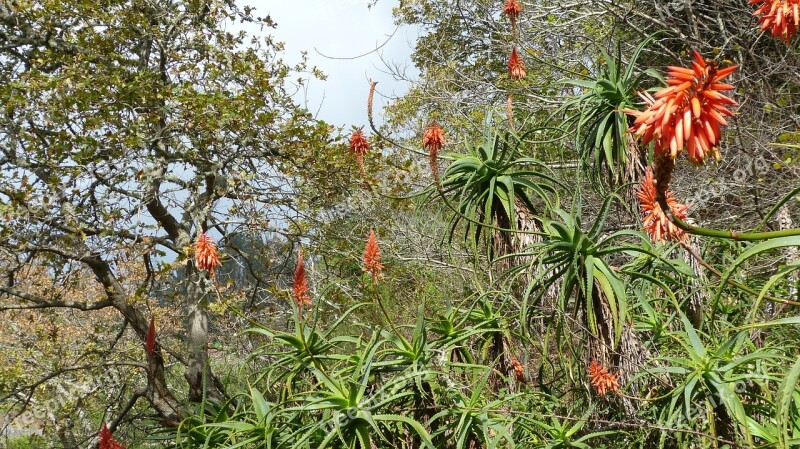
(647, 315, 783, 445)
(436, 118, 559, 269)
(559, 37, 660, 191)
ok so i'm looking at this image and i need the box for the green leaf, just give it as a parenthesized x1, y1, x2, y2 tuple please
(777, 357, 800, 448)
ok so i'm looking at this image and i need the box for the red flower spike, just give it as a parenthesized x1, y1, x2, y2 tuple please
(293, 249, 312, 309)
(503, 0, 522, 22)
(99, 423, 126, 449)
(588, 360, 619, 397)
(362, 228, 384, 281)
(750, 0, 800, 43)
(423, 122, 446, 183)
(145, 317, 156, 355)
(626, 51, 737, 165)
(508, 47, 526, 80)
(638, 168, 690, 244)
(349, 129, 370, 171)
(195, 232, 221, 277)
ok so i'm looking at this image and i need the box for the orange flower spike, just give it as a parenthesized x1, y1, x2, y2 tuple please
(362, 228, 385, 281)
(423, 122, 446, 154)
(293, 249, 312, 308)
(508, 47, 526, 80)
(423, 122, 446, 182)
(503, 0, 522, 22)
(99, 423, 126, 449)
(510, 356, 526, 383)
(627, 51, 738, 164)
(195, 232, 221, 277)
(145, 317, 156, 355)
(588, 360, 619, 397)
(751, 0, 800, 43)
(349, 129, 371, 174)
(637, 168, 690, 243)
(349, 129, 370, 158)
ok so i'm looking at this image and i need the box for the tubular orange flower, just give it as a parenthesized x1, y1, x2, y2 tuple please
(588, 360, 619, 397)
(293, 249, 312, 308)
(99, 423, 126, 449)
(362, 228, 384, 281)
(510, 356, 526, 383)
(627, 51, 738, 165)
(508, 47, 526, 80)
(145, 317, 156, 355)
(423, 122, 446, 183)
(195, 232, 221, 277)
(638, 167, 690, 244)
(751, 0, 800, 43)
(503, 0, 522, 22)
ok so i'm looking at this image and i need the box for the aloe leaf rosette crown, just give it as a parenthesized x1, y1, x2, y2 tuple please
(437, 121, 559, 254)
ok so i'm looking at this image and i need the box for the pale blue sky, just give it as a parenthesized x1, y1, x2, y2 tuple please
(240, 1, 418, 128)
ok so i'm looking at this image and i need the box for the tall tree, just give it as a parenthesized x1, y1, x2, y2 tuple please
(0, 0, 349, 439)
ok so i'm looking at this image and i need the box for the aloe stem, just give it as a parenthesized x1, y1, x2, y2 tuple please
(657, 196, 800, 241)
(372, 277, 401, 337)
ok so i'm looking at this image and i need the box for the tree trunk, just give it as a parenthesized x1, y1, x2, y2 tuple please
(186, 274, 211, 403)
(85, 255, 183, 424)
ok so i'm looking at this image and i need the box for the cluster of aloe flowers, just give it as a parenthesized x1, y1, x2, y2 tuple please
(195, 232, 221, 277)
(626, 0, 800, 244)
(638, 167, 690, 244)
(505, 1, 525, 80)
(293, 250, 312, 309)
(625, 51, 739, 244)
(588, 360, 619, 397)
(751, 0, 800, 43)
(626, 51, 738, 166)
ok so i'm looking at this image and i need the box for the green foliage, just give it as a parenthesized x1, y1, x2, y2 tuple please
(5, 2, 800, 449)
(518, 406, 618, 449)
(4, 436, 47, 449)
(559, 38, 660, 188)
(512, 196, 648, 346)
(649, 316, 781, 442)
(436, 118, 559, 248)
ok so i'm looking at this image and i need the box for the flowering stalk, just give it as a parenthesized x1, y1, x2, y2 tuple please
(627, 51, 737, 165)
(588, 360, 619, 397)
(99, 423, 126, 449)
(362, 229, 399, 336)
(651, 161, 800, 241)
(195, 232, 221, 277)
(679, 239, 800, 306)
(658, 194, 800, 241)
(751, 0, 800, 43)
(365, 81, 427, 157)
(423, 122, 446, 186)
(506, 93, 515, 130)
